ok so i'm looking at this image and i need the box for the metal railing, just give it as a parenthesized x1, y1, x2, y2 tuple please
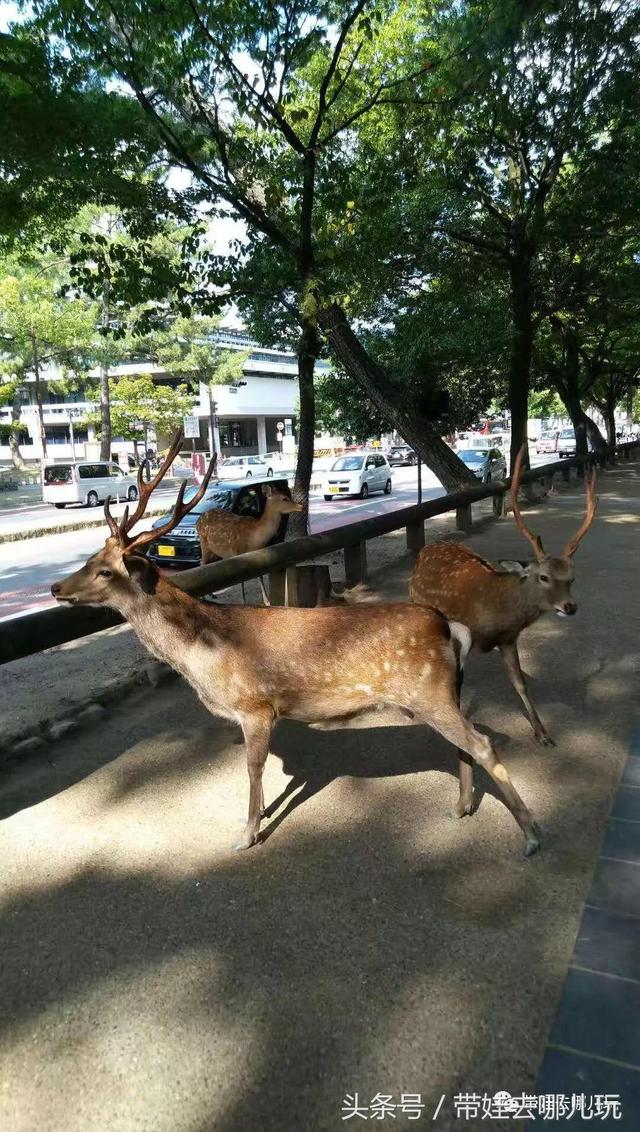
(1, 442, 637, 667)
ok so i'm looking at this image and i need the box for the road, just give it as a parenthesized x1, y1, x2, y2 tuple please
(0, 456, 551, 621)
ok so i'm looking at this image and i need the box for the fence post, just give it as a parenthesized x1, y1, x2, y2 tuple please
(561, 464, 571, 483)
(269, 569, 287, 606)
(344, 540, 367, 587)
(492, 488, 507, 518)
(282, 564, 332, 606)
(406, 518, 425, 553)
(455, 504, 473, 535)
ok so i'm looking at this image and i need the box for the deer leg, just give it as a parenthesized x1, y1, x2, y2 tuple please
(454, 667, 474, 817)
(500, 642, 554, 746)
(235, 711, 273, 851)
(427, 707, 540, 857)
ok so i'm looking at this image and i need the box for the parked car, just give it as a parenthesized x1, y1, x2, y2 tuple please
(536, 431, 559, 455)
(457, 447, 507, 483)
(322, 452, 392, 500)
(216, 454, 275, 479)
(145, 477, 292, 568)
(387, 445, 417, 467)
(42, 461, 139, 509)
(557, 428, 576, 457)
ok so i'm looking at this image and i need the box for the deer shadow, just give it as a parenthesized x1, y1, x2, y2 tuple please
(260, 717, 514, 845)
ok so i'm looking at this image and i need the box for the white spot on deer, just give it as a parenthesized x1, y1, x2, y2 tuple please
(383, 661, 391, 672)
(355, 683, 373, 695)
(396, 649, 405, 657)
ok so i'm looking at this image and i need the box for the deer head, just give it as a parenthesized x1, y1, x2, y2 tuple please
(261, 483, 303, 515)
(504, 446, 597, 617)
(51, 431, 215, 610)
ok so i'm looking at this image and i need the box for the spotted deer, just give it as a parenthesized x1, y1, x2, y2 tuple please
(51, 432, 540, 857)
(198, 484, 302, 604)
(411, 447, 597, 771)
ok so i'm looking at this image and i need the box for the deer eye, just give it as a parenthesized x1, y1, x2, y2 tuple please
(539, 573, 549, 583)
(97, 569, 113, 578)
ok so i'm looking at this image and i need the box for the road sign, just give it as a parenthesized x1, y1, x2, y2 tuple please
(183, 415, 200, 439)
(276, 421, 285, 431)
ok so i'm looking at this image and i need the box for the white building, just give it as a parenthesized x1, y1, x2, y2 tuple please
(0, 328, 331, 466)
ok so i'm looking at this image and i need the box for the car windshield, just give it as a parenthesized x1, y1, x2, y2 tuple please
(559, 429, 574, 438)
(541, 432, 556, 439)
(44, 465, 73, 483)
(331, 457, 364, 471)
(182, 486, 233, 514)
(223, 457, 243, 465)
(459, 450, 487, 463)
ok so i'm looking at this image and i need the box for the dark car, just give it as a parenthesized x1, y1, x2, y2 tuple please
(387, 445, 417, 466)
(145, 477, 292, 568)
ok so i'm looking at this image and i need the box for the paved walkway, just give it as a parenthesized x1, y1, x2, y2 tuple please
(0, 462, 638, 1131)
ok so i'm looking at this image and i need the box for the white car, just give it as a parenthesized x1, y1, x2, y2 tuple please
(557, 428, 576, 457)
(322, 452, 392, 500)
(43, 460, 139, 508)
(216, 454, 275, 480)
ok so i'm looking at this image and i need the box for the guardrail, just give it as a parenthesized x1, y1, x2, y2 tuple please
(1, 442, 638, 667)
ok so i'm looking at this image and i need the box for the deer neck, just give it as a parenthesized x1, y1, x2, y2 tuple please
(513, 574, 546, 629)
(250, 504, 280, 547)
(112, 579, 225, 671)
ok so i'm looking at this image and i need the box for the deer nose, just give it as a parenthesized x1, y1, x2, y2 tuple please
(563, 600, 577, 616)
(51, 582, 61, 597)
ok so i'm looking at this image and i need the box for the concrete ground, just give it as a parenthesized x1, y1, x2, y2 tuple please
(0, 462, 638, 1131)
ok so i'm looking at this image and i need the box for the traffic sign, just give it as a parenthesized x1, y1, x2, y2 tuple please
(183, 415, 200, 439)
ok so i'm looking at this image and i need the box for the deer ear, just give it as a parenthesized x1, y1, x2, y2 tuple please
(262, 483, 273, 497)
(498, 559, 529, 576)
(124, 554, 158, 594)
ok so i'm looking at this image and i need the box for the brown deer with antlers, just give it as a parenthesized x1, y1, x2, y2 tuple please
(411, 448, 597, 787)
(51, 432, 540, 857)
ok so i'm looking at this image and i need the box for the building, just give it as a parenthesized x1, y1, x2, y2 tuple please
(0, 328, 332, 467)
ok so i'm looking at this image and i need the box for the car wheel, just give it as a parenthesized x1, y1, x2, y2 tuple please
(324, 495, 334, 501)
(246, 470, 252, 477)
(87, 491, 99, 507)
(267, 467, 273, 477)
(411, 455, 417, 466)
(127, 485, 138, 501)
(384, 478, 392, 494)
(360, 483, 369, 499)
(54, 503, 66, 509)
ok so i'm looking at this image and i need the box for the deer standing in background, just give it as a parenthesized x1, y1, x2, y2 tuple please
(51, 432, 540, 858)
(411, 448, 597, 811)
(197, 485, 302, 605)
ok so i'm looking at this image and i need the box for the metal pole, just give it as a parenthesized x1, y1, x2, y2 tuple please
(69, 414, 76, 462)
(208, 385, 219, 475)
(417, 455, 422, 505)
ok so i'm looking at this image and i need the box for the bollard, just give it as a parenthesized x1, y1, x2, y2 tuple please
(455, 503, 473, 535)
(344, 540, 367, 586)
(406, 518, 425, 553)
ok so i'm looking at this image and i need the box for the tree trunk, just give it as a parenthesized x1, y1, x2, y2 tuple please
(9, 397, 29, 473)
(318, 303, 475, 491)
(99, 285, 112, 461)
(287, 280, 319, 539)
(550, 327, 607, 456)
(602, 400, 617, 452)
(30, 329, 47, 460)
(508, 250, 534, 473)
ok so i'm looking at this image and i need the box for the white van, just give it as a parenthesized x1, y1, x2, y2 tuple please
(43, 461, 139, 509)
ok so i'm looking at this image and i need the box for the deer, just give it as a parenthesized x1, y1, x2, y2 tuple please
(51, 431, 540, 858)
(197, 484, 302, 605)
(410, 446, 597, 820)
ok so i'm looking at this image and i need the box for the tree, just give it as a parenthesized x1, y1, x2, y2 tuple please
(0, 258, 95, 468)
(34, 0, 479, 534)
(82, 372, 194, 450)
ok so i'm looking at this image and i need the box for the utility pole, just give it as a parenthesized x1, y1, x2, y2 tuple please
(208, 385, 219, 477)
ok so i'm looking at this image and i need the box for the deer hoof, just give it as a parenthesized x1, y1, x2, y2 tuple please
(455, 797, 475, 817)
(523, 827, 541, 858)
(234, 830, 258, 851)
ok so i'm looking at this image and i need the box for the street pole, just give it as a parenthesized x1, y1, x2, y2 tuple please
(208, 384, 219, 476)
(69, 414, 76, 462)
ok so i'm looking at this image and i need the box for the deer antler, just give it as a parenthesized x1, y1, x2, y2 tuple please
(510, 445, 546, 561)
(104, 430, 215, 553)
(562, 468, 597, 558)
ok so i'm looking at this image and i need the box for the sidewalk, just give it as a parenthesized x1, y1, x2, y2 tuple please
(0, 461, 638, 1131)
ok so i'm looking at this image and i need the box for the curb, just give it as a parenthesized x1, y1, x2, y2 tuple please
(0, 661, 178, 765)
(0, 506, 171, 545)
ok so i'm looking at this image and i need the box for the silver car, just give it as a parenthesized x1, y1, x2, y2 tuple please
(457, 447, 507, 483)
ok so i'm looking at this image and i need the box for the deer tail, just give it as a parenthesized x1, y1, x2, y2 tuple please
(448, 620, 472, 671)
